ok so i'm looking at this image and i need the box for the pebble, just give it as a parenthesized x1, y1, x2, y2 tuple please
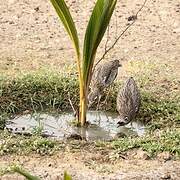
(161, 173, 171, 179)
(134, 150, 150, 160)
(157, 152, 172, 161)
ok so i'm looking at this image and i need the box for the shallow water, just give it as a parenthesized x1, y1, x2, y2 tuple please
(6, 111, 146, 141)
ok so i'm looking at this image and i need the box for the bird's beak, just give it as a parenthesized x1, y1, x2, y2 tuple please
(118, 63, 122, 67)
(117, 120, 126, 127)
(117, 118, 130, 127)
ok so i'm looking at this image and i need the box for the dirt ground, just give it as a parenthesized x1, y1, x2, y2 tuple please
(0, 0, 180, 76)
(1, 152, 180, 180)
(0, 0, 180, 179)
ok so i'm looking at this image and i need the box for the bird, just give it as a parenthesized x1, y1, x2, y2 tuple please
(88, 60, 121, 108)
(116, 77, 141, 126)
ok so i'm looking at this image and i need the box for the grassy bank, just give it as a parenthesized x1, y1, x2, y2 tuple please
(0, 129, 179, 158)
(0, 60, 179, 157)
(0, 69, 179, 130)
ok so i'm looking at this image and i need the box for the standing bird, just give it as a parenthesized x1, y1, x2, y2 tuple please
(88, 60, 121, 108)
(116, 77, 141, 126)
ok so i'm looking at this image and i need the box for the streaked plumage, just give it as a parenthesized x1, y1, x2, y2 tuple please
(88, 60, 121, 107)
(116, 77, 141, 126)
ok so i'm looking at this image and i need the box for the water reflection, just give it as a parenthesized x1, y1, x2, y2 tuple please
(6, 111, 146, 141)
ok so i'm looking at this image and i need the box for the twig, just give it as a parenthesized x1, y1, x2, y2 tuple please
(68, 92, 76, 115)
(94, 0, 148, 68)
(105, 25, 110, 52)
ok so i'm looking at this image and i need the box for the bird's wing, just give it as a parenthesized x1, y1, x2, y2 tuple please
(116, 84, 133, 113)
(127, 78, 141, 113)
(104, 68, 118, 87)
(91, 66, 102, 86)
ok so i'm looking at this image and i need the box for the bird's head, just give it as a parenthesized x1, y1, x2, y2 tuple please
(117, 107, 135, 127)
(113, 60, 122, 68)
(117, 115, 131, 127)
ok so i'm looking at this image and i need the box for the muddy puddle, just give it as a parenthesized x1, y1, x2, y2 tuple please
(5, 111, 146, 141)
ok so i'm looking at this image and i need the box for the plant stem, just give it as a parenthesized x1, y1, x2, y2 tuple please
(76, 54, 87, 126)
(79, 94, 87, 126)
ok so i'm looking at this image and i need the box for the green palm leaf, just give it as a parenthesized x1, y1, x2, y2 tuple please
(49, 0, 117, 126)
(11, 165, 40, 180)
(83, 0, 117, 87)
(50, 0, 80, 59)
(64, 171, 72, 180)
(49, 0, 84, 118)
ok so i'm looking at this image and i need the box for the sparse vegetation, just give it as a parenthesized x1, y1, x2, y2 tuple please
(0, 129, 179, 158)
(1, 60, 179, 179)
(0, 11, 179, 179)
(0, 66, 179, 130)
(0, 0, 180, 178)
(0, 59, 179, 172)
(0, 131, 60, 155)
(110, 129, 180, 157)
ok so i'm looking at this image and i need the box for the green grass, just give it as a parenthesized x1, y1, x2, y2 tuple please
(0, 69, 179, 130)
(0, 131, 62, 156)
(109, 129, 180, 157)
(0, 129, 179, 158)
(0, 71, 79, 113)
(0, 64, 179, 158)
(138, 92, 180, 130)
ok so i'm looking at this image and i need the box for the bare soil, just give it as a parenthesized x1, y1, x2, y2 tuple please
(0, 0, 180, 76)
(1, 152, 180, 180)
(0, 0, 180, 179)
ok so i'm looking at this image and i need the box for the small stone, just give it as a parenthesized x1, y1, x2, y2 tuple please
(134, 150, 150, 160)
(157, 152, 172, 161)
(67, 133, 83, 140)
(34, 7, 40, 12)
(9, 21, 15, 24)
(43, 171, 49, 178)
(173, 28, 180, 33)
(161, 173, 171, 179)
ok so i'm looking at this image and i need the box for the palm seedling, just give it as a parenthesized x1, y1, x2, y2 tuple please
(3, 165, 72, 180)
(49, 0, 117, 126)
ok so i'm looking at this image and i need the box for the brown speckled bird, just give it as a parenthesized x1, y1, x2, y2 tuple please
(88, 60, 121, 108)
(116, 77, 141, 126)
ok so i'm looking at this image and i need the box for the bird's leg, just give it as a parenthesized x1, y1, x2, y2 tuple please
(103, 87, 111, 109)
(96, 94, 102, 111)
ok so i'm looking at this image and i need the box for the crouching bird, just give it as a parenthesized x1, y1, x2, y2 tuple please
(88, 60, 121, 108)
(116, 77, 141, 126)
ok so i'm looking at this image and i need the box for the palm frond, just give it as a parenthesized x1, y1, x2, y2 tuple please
(50, 0, 80, 58)
(11, 165, 40, 180)
(83, 0, 117, 87)
(64, 171, 72, 180)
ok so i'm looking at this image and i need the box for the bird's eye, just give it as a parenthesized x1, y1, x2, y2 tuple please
(125, 116, 128, 121)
